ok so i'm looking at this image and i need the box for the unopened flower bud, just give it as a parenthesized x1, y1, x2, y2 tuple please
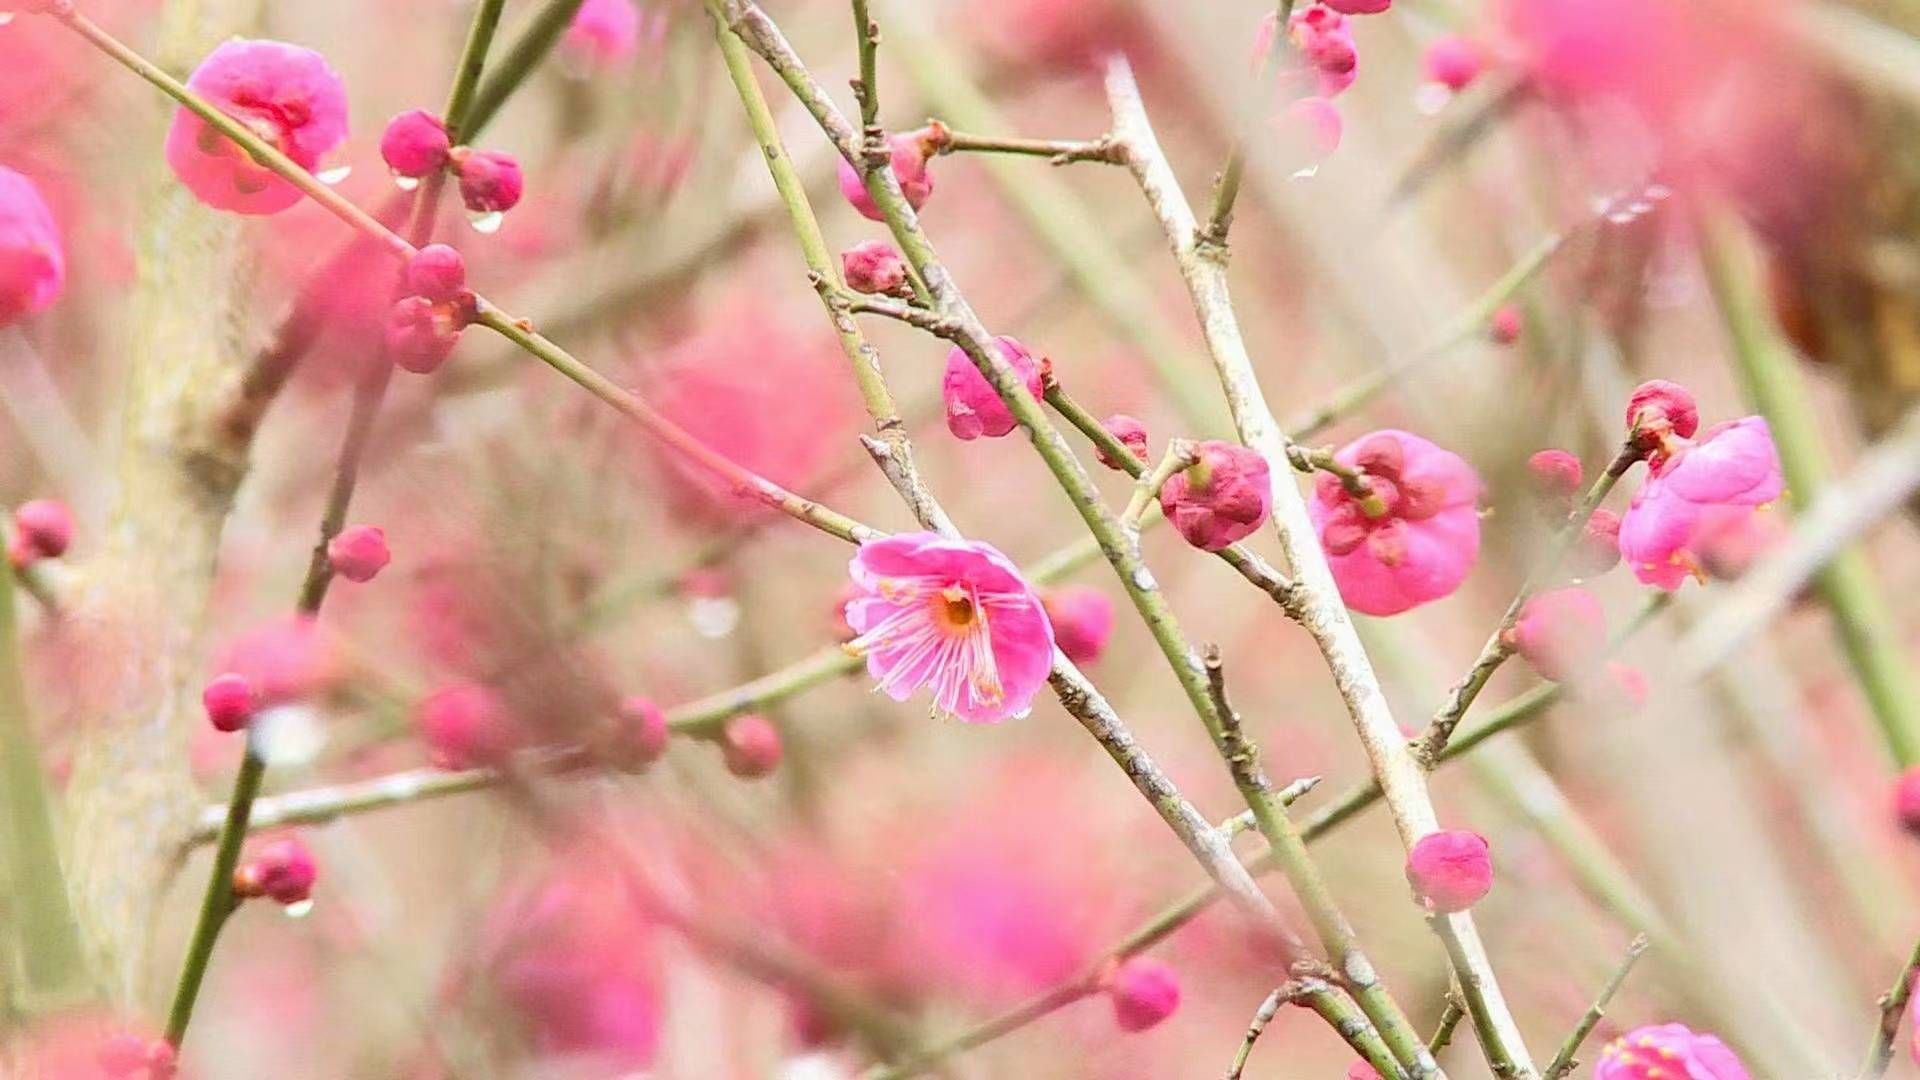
(10, 498, 74, 565)
(414, 682, 520, 770)
(1406, 829, 1493, 913)
(1097, 414, 1150, 471)
(1160, 441, 1272, 551)
(380, 109, 452, 179)
(1507, 586, 1606, 682)
(1423, 34, 1484, 92)
(1489, 303, 1522, 345)
(202, 673, 257, 733)
(453, 148, 525, 214)
(1894, 766, 1920, 837)
(943, 335, 1047, 441)
(1625, 379, 1700, 451)
(406, 243, 467, 302)
(721, 714, 782, 778)
(608, 695, 670, 770)
(1107, 957, 1181, 1032)
(1526, 449, 1583, 500)
(1042, 586, 1115, 665)
(386, 295, 464, 374)
(836, 127, 941, 222)
(327, 524, 391, 583)
(841, 239, 908, 295)
(233, 835, 318, 905)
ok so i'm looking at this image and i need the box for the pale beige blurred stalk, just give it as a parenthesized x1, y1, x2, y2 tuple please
(62, 0, 265, 1007)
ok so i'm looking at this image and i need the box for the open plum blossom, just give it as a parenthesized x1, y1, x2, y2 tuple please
(1308, 429, 1482, 616)
(0, 166, 65, 327)
(1618, 417, 1782, 589)
(843, 532, 1055, 723)
(1596, 1023, 1750, 1079)
(164, 39, 349, 215)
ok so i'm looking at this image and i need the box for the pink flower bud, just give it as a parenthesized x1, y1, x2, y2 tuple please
(453, 148, 525, 214)
(326, 524, 391, 583)
(406, 243, 467, 302)
(1596, 1023, 1751, 1080)
(1321, 0, 1389, 14)
(1489, 303, 1523, 345)
(1423, 34, 1485, 92)
(0, 166, 65, 328)
(721, 714, 782, 778)
(1160, 441, 1273, 552)
(380, 109, 451, 179)
(565, 0, 643, 68)
(1405, 829, 1493, 913)
(415, 683, 521, 770)
(836, 128, 941, 222)
(164, 39, 351, 216)
(1626, 379, 1700, 447)
(385, 295, 463, 374)
(841, 239, 909, 295)
(1107, 958, 1181, 1032)
(1290, 7, 1359, 98)
(11, 498, 74, 565)
(201, 673, 257, 734)
(1098, 414, 1150, 470)
(1893, 766, 1920, 836)
(1526, 449, 1583, 499)
(609, 695, 670, 769)
(1573, 508, 1623, 576)
(943, 335, 1047, 441)
(1042, 586, 1115, 665)
(1508, 587, 1606, 682)
(233, 835, 318, 905)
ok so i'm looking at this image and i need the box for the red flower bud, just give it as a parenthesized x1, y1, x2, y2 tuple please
(609, 695, 670, 770)
(1526, 449, 1583, 499)
(201, 673, 257, 733)
(721, 714, 782, 778)
(841, 239, 909, 295)
(453, 148, 525, 214)
(1097, 414, 1150, 471)
(406, 243, 467, 302)
(233, 835, 318, 905)
(1406, 829, 1493, 913)
(1107, 957, 1181, 1032)
(10, 498, 74, 565)
(380, 109, 451, 179)
(1489, 303, 1523, 345)
(414, 683, 521, 770)
(1626, 379, 1700, 450)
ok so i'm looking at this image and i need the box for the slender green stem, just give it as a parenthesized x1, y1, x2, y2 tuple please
(442, 0, 508, 141)
(1698, 213, 1920, 766)
(0, 563, 87, 1012)
(1859, 936, 1920, 1079)
(1543, 934, 1650, 1080)
(1429, 916, 1523, 1077)
(936, 129, 1123, 163)
(850, 0, 879, 131)
(463, 0, 589, 137)
(1428, 997, 1467, 1058)
(1411, 441, 1640, 765)
(1204, 0, 1298, 247)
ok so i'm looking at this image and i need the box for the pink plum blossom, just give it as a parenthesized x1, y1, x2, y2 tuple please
(1289, 7, 1358, 98)
(841, 239, 908, 295)
(1159, 441, 1272, 552)
(1107, 957, 1181, 1032)
(1595, 1023, 1751, 1080)
(565, 0, 643, 68)
(1309, 429, 1481, 616)
(414, 682, 522, 770)
(0, 165, 65, 326)
(943, 335, 1046, 441)
(1619, 418, 1782, 589)
(1042, 585, 1115, 666)
(1406, 829, 1493, 913)
(843, 532, 1055, 724)
(164, 39, 350, 215)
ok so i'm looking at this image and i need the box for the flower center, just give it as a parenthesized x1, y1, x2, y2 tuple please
(936, 587, 976, 629)
(847, 574, 1016, 721)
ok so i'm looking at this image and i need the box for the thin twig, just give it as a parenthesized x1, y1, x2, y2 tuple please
(1106, 54, 1525, 1078)
(1225, 987, 1291, 1080)
(936, 129, 1126, 165)
(1542, 934, 1651, 1080)
(1429, 996, 1467, 1058)
(1122, 440, 1199, 532)
(1859, 936, 1920, 1079)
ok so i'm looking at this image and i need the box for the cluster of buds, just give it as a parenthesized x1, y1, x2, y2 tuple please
(380, 109, 525, 223)
(386, 244, 476, 374)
